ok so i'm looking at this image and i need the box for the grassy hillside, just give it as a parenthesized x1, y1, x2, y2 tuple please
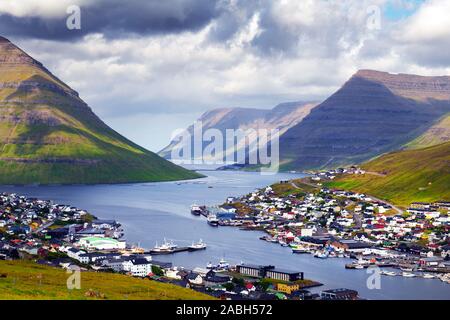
(0, 260, 212, 300)
(324, 141, 450, 207)
(405, 113, 450, 149)
(0, 36, 202, 184)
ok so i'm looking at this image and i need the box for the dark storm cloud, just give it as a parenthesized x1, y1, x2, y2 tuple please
(0, 0, 221, 40)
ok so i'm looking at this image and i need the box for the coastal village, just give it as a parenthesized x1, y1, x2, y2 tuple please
(1, 164, 449, 300)
(199, 167, 450, 283)
(0, 191, 348, 300)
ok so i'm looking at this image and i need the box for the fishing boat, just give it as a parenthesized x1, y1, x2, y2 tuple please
(207, 214, 219, 226)
(422, 273, 435, 279)
(402, 272, 416, 278)
(189, 239, 207, 250)
(152, 239, 177, 253)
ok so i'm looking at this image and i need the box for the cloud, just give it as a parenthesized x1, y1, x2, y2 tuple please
(0, 0, 220, 40)
(3, 0, 450, 151)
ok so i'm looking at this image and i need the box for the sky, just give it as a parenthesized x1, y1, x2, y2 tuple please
(1, 0, 449, 152)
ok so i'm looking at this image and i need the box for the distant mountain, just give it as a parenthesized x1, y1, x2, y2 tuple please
(279, 70, 450, 171)
(0, 36, 202, 184)
(158, 101, 317, 163)
(325, 141, 450, 206)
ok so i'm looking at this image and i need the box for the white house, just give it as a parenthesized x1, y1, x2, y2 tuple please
(123, 258, 152, 277)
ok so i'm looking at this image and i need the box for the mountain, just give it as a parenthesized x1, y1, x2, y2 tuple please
(0, 36, 201, 184)
(324, 141, 450, 207)
(279, 70, 450, 171)
(158, 101, 317, 162)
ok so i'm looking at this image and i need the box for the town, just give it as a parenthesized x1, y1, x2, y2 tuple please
(196, 168, 450, 284)
(0, 191, 362, 300)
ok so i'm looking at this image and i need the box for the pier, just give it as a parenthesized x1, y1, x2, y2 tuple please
(148, 246, 206, 255)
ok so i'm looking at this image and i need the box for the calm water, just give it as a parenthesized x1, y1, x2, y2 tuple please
(2, 170, 450, 300)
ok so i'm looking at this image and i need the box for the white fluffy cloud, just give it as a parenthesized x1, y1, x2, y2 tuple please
(5, 0, 450, 151)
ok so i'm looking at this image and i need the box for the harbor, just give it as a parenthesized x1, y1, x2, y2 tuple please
(2, 170, 450, 300)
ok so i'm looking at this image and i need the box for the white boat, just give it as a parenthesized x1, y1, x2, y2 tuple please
(355, 264, 365, 269)
(314, 251, 328, 259)
(152, 238, 177, 253)
(422, 273, 435, 279)
(400, 267, 414, 272)
(383, 271, 397, 276)
(189, 239, 207, 250)
(402, 272, 416, 278)
(218, 258, 229, 269)
(207, 214, 219, 227)
(279, 240, 289, 247)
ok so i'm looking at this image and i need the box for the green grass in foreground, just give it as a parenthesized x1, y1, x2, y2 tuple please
(0, 260, 213, 300)
(324, 141, 450, 207)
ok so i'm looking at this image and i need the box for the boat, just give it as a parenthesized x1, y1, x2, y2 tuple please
(152, 239, 177, 253)
(190, 204, 204, 216)
(207, 214, 219, 226)
(355, 264, 365, 269)
(383, 271, 397, 276)
(402, 272, 416, 278)
(217, 258, 230, 270)
(189, 239, 207, 250)
(279, 240, 289, 247)
(313, 250, 328, 259)
(292, 248, 309, 254)
(422, 273, 435, 279)
(400, 266, 414, 272)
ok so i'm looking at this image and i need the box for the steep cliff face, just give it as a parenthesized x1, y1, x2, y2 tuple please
(0, 36, 201, 184)
(158, 101, 317, 162)
(279, 70, 450, 170)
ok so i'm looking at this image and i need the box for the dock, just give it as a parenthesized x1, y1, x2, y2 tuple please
(147, 246, 206, 255)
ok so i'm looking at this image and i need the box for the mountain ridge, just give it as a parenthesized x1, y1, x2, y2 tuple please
(0, 36, 202, 184)
(278, 69, 450, 170)
(158, 101, 318, 162)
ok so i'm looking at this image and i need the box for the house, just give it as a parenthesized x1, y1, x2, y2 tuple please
(204, 270, 231, 287)
(321, 288, 359, 300)
(102, 258, 127, 272)
(66, 247, 87, 261)
(123, 258, 152, 277)
(186, 272, 203, 286)
(91, 219, 119, 230)
(236, 264, 304, 282)
(419, 256, 444, 267)
(330, 239, 373, 253)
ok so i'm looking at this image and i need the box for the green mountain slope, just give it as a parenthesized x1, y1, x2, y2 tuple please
(0, 36, 202, 184)
(0, 260, 212, 300)
(405, 113, 450, 149)
(325, 141, 450, 207)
